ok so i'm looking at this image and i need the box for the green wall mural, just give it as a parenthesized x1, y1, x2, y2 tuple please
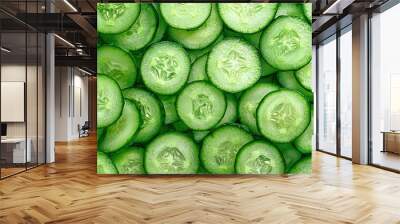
(97, 3, 313, 175)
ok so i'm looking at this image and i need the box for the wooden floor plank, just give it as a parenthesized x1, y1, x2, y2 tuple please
(0, 135, 399, 224)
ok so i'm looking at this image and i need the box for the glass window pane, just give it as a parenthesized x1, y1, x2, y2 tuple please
(371, 4, 400, 171)
(340, 27, 352, 158)
(317, 35, 337, 154)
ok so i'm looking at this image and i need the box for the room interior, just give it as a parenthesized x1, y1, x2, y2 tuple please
(0, 0, 399, 223)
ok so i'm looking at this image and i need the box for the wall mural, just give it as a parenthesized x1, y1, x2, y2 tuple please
(97, 3, 313, 175)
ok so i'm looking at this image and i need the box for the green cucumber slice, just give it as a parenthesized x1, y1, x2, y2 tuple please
(277, 71, 313, 102)
(303, 3, 312, 23)
(172, 120, 190, 132)
(168, 3, 223, 50)
(257, 89, 311, 143)
(275, 143, 302, 172)
(160, 3, 212, 30)
(275, 3, 307, 21)
(111, 146, 145, 174)
(260, 16, 312, 70)
(235, 140, 285, 174)
(242, 31, 262, 49)
(261, 58, 278, 77)
(218, 3, 278, 33)
(97, 3, 140, 34)
(97, 74, 124, 128)
(289, 156, 311, 174)
(150, 3, 167, 44)
(295, 62, 312, 91)
(104, 4, 158, 52)
(207, 38, 261, 93)
(294, 108, 313, 154)
(176, 81, 226, 130)
(188, 54, 208, 83)
(99, 99, 141, 153)
(239, 82, 280, 135)
(187, 34, 223, 62)
(193, 130, 210, 143)
(159, 95, 179, 124)
(141, 41, 190, 95)
(98, 45, 137, 89)
(97, 151, 118, 174)
(201, 125, 254, 174)
(123, 88, 164, 143)
(145, 132, 199, 174)
(217, 94, 238, 126)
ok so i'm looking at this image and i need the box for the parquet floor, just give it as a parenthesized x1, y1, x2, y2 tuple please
(0, 135, 400, 224)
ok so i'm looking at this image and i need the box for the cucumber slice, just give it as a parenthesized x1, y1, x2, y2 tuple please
(97, 75, 124, 128)
(239, 82, 280, 135)
(150, 3, 167, 44)
(98, 45, 137, 89)
(207, 38, 261, 93)
(217, 94, 238, 126)
(145, 132, 199, 174)
(261, 58, 278, 77)
(294, 108, 313, 154)
(260, 16, 312, 70)
(105, 4, 157, 52)
(97, 151, 118, 174)
(242, 31, 262, 49)
(193, 130, 209, 143)
(176, 81, 226, 130)
(303, 3, 312, 23)
(168, 4, 223, 50)
(97, 3, 140, 34)
(187, 34, 223, 62)
(97, 128, 104, 142)
(201, 125, 254, 174)
(141, 41, 190, 95)
(223, 27, 242, 38)
(159, 95, 178, 124)
(235, 140, 285, 174)
(275, 143, 302, 172)
(289, 156, 311, 174)
(218, 3, 278, 33)
(123, 88, 164, 143)
(99, 100, 141, 153)
(198, 165, 210, 174)
(275, 3, 307, 21)
(295, 62, 312, 91)
(277, 71, 313, 102)
(111, 147, 145, 174)
(257, 89, 311, 143)
(160, 3, 212, 29)
(188, 54, 208, 83)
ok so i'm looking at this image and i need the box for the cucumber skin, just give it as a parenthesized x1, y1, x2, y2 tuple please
(111, 147, 145, 174)
(294, 109, 314, 154)
(275, 143, 302, 172)
(97, 75, 124, 128)
(277, 71, 314, 102)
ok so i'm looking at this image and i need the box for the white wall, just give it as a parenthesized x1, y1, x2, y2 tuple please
(54, 67, 89, 141)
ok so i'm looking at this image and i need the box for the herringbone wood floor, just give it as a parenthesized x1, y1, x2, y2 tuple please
(1, 135, 400, 224)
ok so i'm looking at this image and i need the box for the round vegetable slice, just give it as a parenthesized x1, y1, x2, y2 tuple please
(145, 132, 199, 174)
(235, 140, 285, 174)
(275, 143, 302, 172)
(295, 62, 312, 91)
(168, 3, 223, 50)
(303, 3, 312, 23)
(159, 94, 179, 124)
(97, 75, 124, 128)
(97, 45, 137, 89)
(160, 3, 212, 29)
(294, 109, 314, 154)
(105, 4, 157, 51)
(99, 99, 141, 153)
(275, 3, 306, 20)
(257, 89, 311, 143)
(123, 88, 164, 143)
(218, 3, 278, 33)
(289, 156, 311, 174)
(97, 3, 140, 34)
(260, 16, 312, 70)
(111, 147, 145, 174)
(141, 41, 191, 95)
(239, 82, 280, 134)
(176, 81, 226, 130)
(97, 151, 118, 174)
(201, 125, 254, 174)
(188, 54, 208, 83)
(207, 38, 261, 93)
(277, 71, 313, 102)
